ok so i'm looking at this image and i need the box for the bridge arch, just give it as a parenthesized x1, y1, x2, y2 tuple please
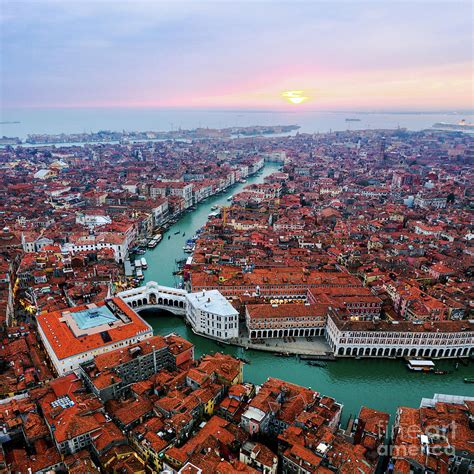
(117, 280, 187, 316)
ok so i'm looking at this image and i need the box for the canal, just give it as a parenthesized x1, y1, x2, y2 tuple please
(142, 163, 473, 423)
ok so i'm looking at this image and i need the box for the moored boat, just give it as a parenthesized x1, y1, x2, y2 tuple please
(406, 359, 435, 372)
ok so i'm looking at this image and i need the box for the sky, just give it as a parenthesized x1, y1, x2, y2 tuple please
(1, 0, 473, 111)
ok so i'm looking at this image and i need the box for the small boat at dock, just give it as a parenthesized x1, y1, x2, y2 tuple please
(464, 378, 474, 384)
(140, 257, 147, 269)
(147, 234, 162, 248)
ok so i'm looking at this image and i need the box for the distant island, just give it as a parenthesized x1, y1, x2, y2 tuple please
(23, 125, 300, 145)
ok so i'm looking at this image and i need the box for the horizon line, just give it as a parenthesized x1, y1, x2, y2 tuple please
(2, 105, 474, 115)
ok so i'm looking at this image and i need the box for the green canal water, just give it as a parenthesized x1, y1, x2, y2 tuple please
(142, 163, 474, 423)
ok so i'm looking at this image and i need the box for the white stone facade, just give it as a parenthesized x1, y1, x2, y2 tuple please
(186, 290, 239, 341)
(325, 315, 474, 359)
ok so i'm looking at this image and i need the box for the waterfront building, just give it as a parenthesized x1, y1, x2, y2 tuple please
(79, 334, 193, 401)
(186, 289, 239, 341)
(37, 297, 153, 375)
(325, 314, 474, 359)
(245, 302, 327, 339)
(151, 181, 194, 209)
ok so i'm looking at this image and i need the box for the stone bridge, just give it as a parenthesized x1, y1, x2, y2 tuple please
(117, 281, 187, 316)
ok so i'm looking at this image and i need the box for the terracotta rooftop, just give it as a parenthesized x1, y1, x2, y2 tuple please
(37, 297, 152, 360)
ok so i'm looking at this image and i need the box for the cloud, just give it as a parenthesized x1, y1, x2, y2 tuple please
(2, 0, 472, 109)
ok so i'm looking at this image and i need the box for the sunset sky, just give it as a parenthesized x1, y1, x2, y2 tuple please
(2, 0, 472, 111)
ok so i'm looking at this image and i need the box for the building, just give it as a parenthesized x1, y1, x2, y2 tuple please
(39, 374, 126, 456)
(246, 303, 327, 340)
(190, 268, 361, 298)
(413, 192, 447, 209)
(308, 287, 382, 321)
(390, 394, 474, 474)
(325, 314, 474, 359)
(80, 334, 193, 401)
(186, 290, 239, 341)
(37, 297, 153, 375)
(240, 441, 278, 474)
(186, 352, 243, 389)
(241, 378, 342, 437)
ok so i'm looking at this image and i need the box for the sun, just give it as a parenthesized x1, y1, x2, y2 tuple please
(282, 90, 309, 105)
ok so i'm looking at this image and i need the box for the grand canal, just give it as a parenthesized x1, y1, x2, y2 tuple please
(142, 163, 473, 423)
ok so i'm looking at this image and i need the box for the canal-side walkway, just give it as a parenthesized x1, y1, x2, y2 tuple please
(235, 335, 334, 358)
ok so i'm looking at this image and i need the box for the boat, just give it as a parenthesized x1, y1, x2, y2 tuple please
(433, 369, 449, 375)
(227, 195, 233, 201)
(345, 118, 361, 122)
(168, 235, 171, 239)
(174, 230, 181, 235)
(182, 232, 185, 236)
(406, 359, 435, 372)
(211, 205, 218, 211)
(134, 259, 142, 268)
(216, 341, 226, 347)
(147, 239, 159, 248)
(306, 361, 327, 368)
(140, 257, 147, 269)
(463, 378, 474, 383)
(275, 352, 291, 357)
(432, 120, 474, 132)
(239, 357, 251, 364)
(136, 268, 144, 279)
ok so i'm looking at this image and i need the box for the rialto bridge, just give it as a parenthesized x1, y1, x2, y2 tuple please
(117, 281, 187, 316)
